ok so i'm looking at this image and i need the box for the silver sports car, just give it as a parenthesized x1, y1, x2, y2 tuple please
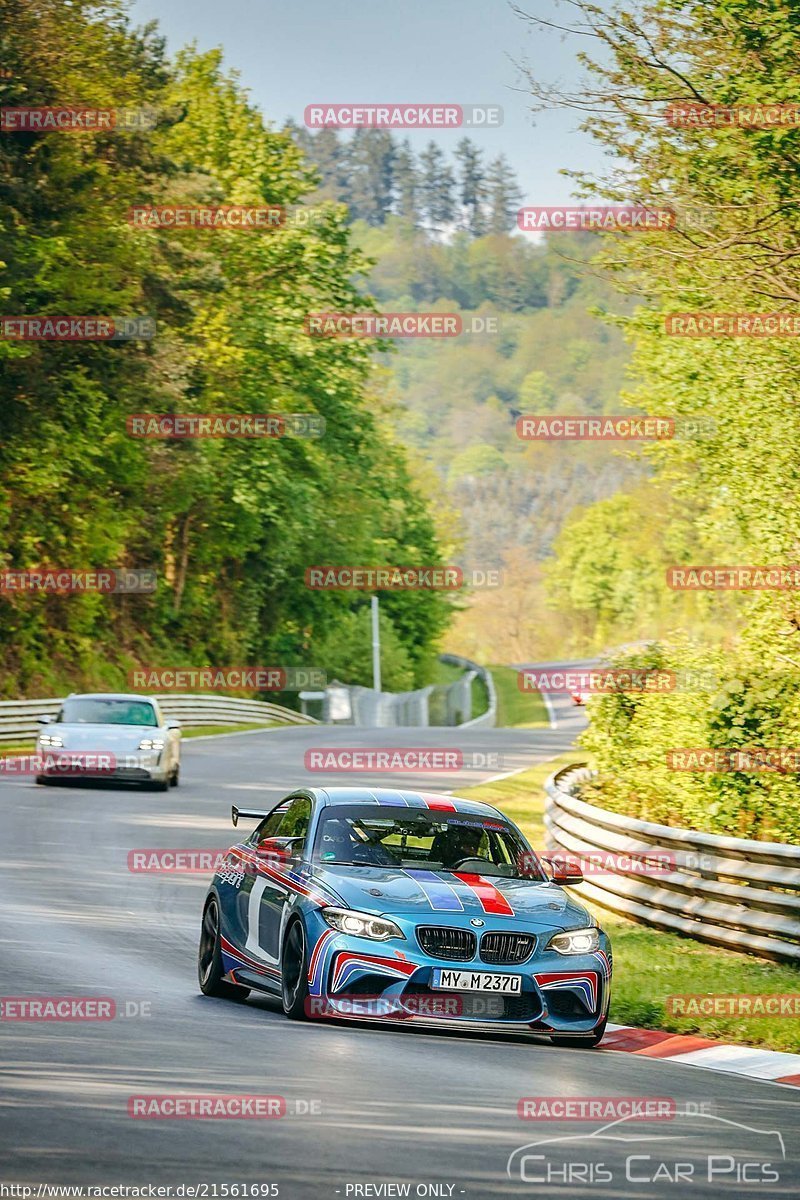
(35, 692, 181, 790)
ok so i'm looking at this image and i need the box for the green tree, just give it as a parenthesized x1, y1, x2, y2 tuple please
(519, 0, 800, 836)
(454, 137, 487, 235)
(348, 129, 395, 225)
(392, 138, 419, 224)
(0, 8, 450, 694)
(419, 142, 456, 231)
(485, 154, 523, 234)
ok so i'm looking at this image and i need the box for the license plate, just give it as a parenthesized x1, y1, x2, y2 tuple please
(431, 969, 522, 994)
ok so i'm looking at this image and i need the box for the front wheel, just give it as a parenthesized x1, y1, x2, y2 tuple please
(281, 919, 310, 1020)
(198, 896, 250, 1001)
(550, 1018, 607, 1048)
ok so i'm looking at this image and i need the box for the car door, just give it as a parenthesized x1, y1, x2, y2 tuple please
(242, 796, 313, 969)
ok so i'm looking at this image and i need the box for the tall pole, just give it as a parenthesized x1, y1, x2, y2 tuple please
(371, 595, 382, 693)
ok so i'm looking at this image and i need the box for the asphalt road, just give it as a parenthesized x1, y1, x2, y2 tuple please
(1, 714, 798, 1198)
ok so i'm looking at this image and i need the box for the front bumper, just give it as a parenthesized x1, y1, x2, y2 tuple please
(305, 913, 611, 1033)
(35, 749, 169, 783)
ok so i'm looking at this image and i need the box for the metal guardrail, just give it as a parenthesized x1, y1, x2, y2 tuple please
(438, 654, 496, 729)
(0, 694, 316, 741)
(544, 764, 800, 963)
(325, 655, 496, 728)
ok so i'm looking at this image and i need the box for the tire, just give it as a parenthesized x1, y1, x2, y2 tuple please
(170, 765, 180, 787)
(35, 776, 55, 786)
(550, 1018, 607, 1048)
(198, 896, 251, 1001)
(281, 919, 310, 1020)
(149, 778, 169, 792)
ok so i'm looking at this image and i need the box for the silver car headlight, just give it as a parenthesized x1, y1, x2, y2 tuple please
(546, 927, 600, 955)
(39, 734, 64, 748)
(322, 907, 404, 941)
(138, 737, 165, 751)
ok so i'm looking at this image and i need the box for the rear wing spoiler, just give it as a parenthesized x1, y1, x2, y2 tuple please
(232, 797, 296, 827)
(231, 805, 270, 828)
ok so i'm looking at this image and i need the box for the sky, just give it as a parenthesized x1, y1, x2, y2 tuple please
(128, 0, 611, 206)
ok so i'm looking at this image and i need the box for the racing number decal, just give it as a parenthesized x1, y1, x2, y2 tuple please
(244, 875, 287, 966)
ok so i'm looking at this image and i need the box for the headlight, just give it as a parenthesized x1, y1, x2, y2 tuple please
(322, 907, 404, 941)
(39, 734, 63, 748)
(546, 927, 599, 955)
(138, 737, 165, 751)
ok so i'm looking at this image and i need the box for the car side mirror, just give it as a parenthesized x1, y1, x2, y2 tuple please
(256, 836, 295, 862)
(166, 719, 181, 731)
(37, 714, 54, 725)
(544, 854, 584, 886)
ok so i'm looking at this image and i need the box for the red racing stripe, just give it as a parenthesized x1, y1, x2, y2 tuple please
(420, 795, 458, 811)
(453, 872, 514, 915)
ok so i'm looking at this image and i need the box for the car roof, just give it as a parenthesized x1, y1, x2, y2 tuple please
(314, 786, 505, 819)
(65, 693, 157, 702)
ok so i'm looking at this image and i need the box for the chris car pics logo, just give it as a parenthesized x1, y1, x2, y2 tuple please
(506, 1112, 785, 1187)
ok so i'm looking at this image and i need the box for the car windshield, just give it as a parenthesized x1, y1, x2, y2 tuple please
(312, 805, 546, 880)
(58, 698, 158, 727)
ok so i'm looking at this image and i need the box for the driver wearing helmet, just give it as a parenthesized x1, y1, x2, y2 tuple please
(442, 823, 483, 868)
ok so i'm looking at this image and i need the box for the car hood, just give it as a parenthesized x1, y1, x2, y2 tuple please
(313, 864, 588, 926)
(41, 724, 162, 751)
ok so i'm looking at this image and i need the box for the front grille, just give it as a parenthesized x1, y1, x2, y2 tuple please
(480, 931, 536, 964)
(417, 926, 476, 960)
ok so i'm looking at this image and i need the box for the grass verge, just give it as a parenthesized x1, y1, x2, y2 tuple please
(0, 741, 36, 756)
(488, 664, 548, 728)
(461, 755, 800, 1053)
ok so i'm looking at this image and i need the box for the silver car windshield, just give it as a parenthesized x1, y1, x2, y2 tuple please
(58, 699, 158, 727)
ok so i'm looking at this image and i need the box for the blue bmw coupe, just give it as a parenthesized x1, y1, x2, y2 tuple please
(198, 787, 611, 1045)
